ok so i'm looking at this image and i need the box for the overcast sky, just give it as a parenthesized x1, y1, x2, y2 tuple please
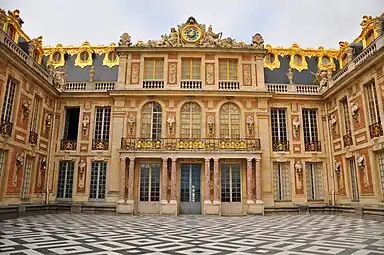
(2, 0, 383, 48)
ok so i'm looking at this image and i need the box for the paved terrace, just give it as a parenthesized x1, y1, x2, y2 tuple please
(0, 214, 384, 254)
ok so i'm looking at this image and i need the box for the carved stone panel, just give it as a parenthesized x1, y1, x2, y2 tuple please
(205, 63, 215, 85)
(351, 96, 366, 131)
(334, 155, 346, 196)
(168, 62, 177, 85)
(81, 112, 91, 140)
(166, 112, 176, 138)
(77, 158, 87, 193)
(357, 149, 374, 194)
(242, 64, 252, 86)
(131, 62, 140, 84)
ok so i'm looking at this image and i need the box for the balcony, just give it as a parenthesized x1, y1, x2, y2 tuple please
(218, 81, 240, 90)
(28, 131, 38, 146)
(92, 139, 109, 150)
(60, 139, 77, 150)
(180, 80, 202, 89)
(143, 80, 164, 89)
(343, 133, 353, 147)
(121, 138, 261, 151)
(0, 120, 13, 137)
(272, 140, 289, 152)
(369, 122, 383, 139)
(64, 81, 116, 92)
(304, 140, 321, 152)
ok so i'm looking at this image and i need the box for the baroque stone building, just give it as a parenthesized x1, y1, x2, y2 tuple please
(0, 9, 383, 215)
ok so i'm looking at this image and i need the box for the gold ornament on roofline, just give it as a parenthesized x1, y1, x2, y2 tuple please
(74, 41, 94, 68)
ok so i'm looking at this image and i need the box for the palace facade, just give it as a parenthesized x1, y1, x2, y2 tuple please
(0, 9, 383, 215)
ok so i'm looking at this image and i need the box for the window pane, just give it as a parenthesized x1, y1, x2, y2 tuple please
(1, 79, 16, 122)
(273, 162, 291, 201)
(221, 164, 231, 202)
(231, 164, 241, 202)
(180, 102, 201, 138)
(220, 103, 240, 138)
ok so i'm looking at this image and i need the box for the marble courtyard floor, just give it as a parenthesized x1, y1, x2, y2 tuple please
(0, 214, 384, 254)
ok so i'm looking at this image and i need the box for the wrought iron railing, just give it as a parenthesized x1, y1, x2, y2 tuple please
(272, 140, 289, 151)
(0, 120, 13, 137)
(369, 122, 383, 139)
(343, 133, 353, 147)
(121, 138, 261, 151)
(304, 140, 321, 152)
(28, 131, 38, 146)
(60, 139, 77, 150)
(92, 139, 109, 150)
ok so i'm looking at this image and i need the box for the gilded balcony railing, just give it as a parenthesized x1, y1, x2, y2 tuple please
(28, 131, 38, 146)
(60, 139, 77, 150)
(304, 140, 321, 152)
(0, 120, 13, 137)
(92, 139, 109, 150)
(272, 140, 289, 152)
(121, 138, 261, 151)
(369, 122, 383, 139)
(343, 133, 353, 147)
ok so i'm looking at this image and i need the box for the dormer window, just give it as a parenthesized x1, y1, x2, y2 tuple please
(294, 54, 303, 65)
(80, 51, 89, 62)
(321, 56, 330, 67)
(108, 51, 117, 62)
(265, 53, 275, 64)
(52, 52, 61, 62)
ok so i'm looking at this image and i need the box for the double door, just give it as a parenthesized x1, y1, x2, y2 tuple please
(180, 163, 201, 214)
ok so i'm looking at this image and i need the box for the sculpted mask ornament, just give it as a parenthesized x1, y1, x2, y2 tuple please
(45, 114, 52, 132)
(334, 160, 341, 174)
(127, 114, 136, 136)
(287, 68, 294, 84)
(207, 116, 215, 137)
(334, 160, 344, 189)
(82, 115, 90, 136)
(16, 153, 24, 168)
(246, 116, 254, 136)
(357, 154, 365, 168)
(293, 117, 300, 137)
(40, 157, 47, 173)
(330, 115, 337, 135)
(357, 154, 369, 187)
(351, 102, 359, 120)
(118, 32, 132, 47)
(294, 161, 303, 190)
(251, 33, 264, 49)
(167, 116, 175, 136)
(22, 100, 31, 120)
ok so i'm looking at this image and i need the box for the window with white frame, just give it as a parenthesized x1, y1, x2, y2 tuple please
(21, 157, 33, 199)
(139, 163, 160, 202)
(56, 161, 74, 199)
(365, 82, 381, 125)
(1, 78, 17, 123)
(221, 163, 241, 202)
(349, 158, 359, 201)
(219, 59, 237, 80)
(90, 161, 107, 200)
(302, 109, 319, 143)
(271, 108, 288, 149)
(141, 102, 162, 139)
(377, 152, 384, 196)
(273, 162, 291, 201)
(181, 59, 201, 80)
(306, 162, 323, 200)
(220, 103, 240, 139)
(0, 150, 5, 186)
(180, 102, 201, 138)
(341, 99, 352, 136)
(93, 107, 111, 141)
(144, 59, 164, 80)
(30, 96, 41, 133)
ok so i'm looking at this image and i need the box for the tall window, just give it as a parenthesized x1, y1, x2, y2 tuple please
(21, 157, 33, 199)
(273, 162, 291, 201)
(219, 59, 237, 80)
(181, 59, 201, 80)
(180, 102, 201, 138)
(271, 109, 288, 150)
(302, 109, 319, 143)
(378, 153, 384, 197)
(220, 103, 240, 139)
(30, 96, 41, 133)
(139, 163, 160, 202)
(365, 82, 380, 125)
(1, 78, 17, 123)
(144, 59, 164, 80)
(57, 161, 74, 199)
(141, 102, 162, 139)
(349, 158, 359, 201)
(0, 151, 5, 186)
(94, 107, 111, 141)
(341, 99, 351, 135)
(90, 161, 107, 200)
(221, 163, 241, 202)
(306, 162, 323, 201)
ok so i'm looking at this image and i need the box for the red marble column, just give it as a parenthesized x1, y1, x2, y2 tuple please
(246, 158, 253, 202)
(171, 158, 177, 201)
(162, 158, 168, 202)
(119, 157, 126, 200)
(255, 158, 262, 201)
(127, 158, 135, 201)
(213, 158, 220, 202)
(204, 158, 211, 202)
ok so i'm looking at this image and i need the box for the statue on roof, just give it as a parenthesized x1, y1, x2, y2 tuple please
(0, 9, 6, 31)
(311, 69, 328, 87)
(118, 32, 132, 47)
(374, 15, 383, 36)
(251, 33, 264, 49)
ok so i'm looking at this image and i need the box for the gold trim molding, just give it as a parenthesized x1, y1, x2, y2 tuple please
(264, 45, 280, 70)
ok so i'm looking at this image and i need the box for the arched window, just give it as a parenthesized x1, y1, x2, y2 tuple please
(220, 103, 240, 139)
(180, 102, 201, 138)
(141, 102, 162, 139)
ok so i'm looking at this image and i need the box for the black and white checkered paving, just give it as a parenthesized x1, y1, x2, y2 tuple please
(1, 213, 384, 254)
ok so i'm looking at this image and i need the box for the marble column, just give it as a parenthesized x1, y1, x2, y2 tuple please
(127, 157, 135, 201)
(246, 158, 253, 203)
(119, 157, 126, 201)
(255, 158, 262, 201)
(161, 158, 168, 203)
(204, 158, 211, 202)
(171, 158, 177, 202)
(213, 158, 220, 202)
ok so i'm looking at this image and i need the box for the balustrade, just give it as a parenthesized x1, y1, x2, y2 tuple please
(218, 81, 240, 90)
(180, 80, 202, 89)
(143, 80, 164, 89)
